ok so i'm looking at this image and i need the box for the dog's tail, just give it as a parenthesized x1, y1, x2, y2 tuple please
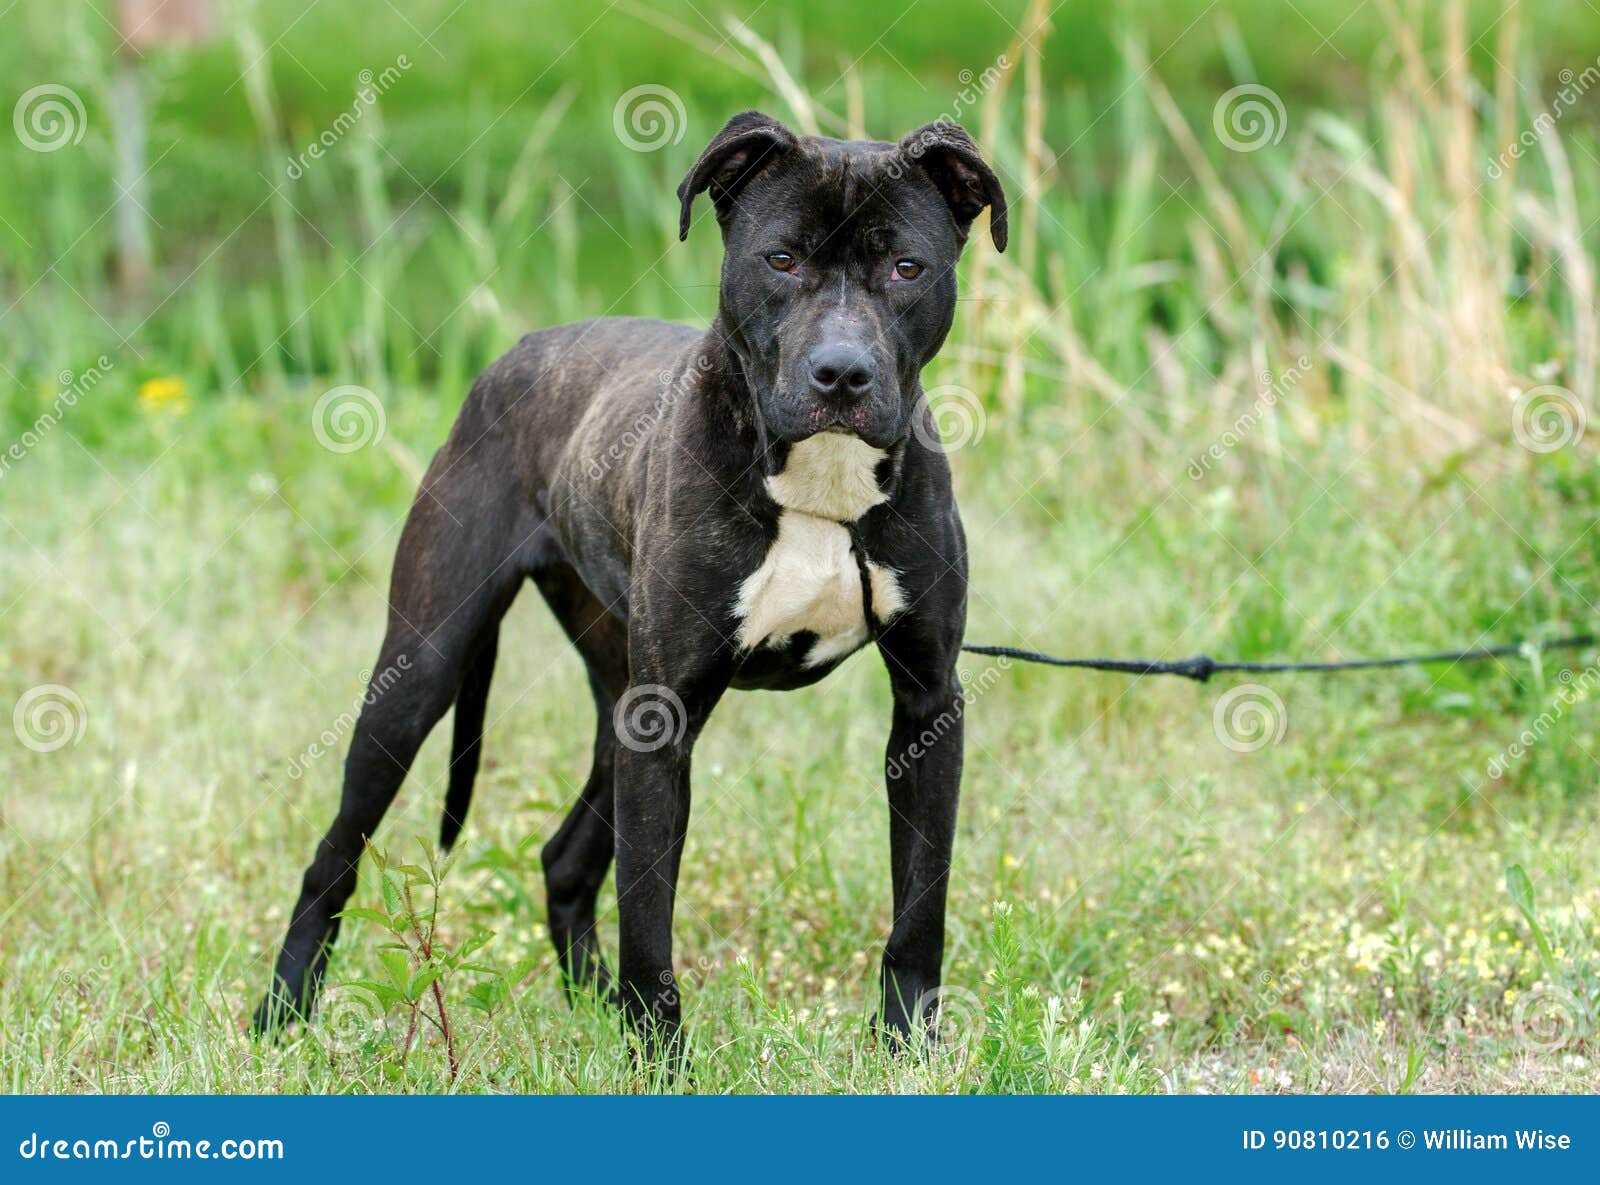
(441, 629, 498, 851)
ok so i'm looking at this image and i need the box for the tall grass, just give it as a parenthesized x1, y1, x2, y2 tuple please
(3, 0, 1598, 436)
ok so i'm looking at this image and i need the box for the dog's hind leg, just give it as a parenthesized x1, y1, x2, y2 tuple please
(532, 564, 628, 1003)
(253, 444, 530, 1034)
(440, 625, 498, 851)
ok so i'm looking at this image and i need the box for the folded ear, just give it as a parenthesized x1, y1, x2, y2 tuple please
(677, 111, 799, 241)
(898, 121, 1008, 252)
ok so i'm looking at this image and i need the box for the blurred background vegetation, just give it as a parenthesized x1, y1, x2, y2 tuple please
(5, 0, 1600, 409)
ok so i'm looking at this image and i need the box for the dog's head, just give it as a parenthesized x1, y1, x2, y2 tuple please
(678, 111, 1007, 449)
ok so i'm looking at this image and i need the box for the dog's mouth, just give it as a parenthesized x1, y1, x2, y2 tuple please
(780, 403, 899, 446)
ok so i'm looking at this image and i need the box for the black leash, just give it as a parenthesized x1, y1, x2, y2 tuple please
(843, 485, 1593, 687)
(959, 635, 1599, 683)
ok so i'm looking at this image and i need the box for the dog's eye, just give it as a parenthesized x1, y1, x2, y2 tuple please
(765, 252, 797, 273)
(893, 259, 923, 280)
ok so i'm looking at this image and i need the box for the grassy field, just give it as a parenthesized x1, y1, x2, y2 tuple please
(3, 0, 1599, 1093)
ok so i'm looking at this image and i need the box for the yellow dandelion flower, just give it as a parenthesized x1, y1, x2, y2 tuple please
(138, 376, 190, 413)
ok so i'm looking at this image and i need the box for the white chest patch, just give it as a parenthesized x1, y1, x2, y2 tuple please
(764, 432, 890, 521)
(735, 435, 907, 667)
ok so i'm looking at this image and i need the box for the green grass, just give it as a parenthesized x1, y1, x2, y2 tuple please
(3, 395, 1598, 1092)
(3, 0, 1600, 1093)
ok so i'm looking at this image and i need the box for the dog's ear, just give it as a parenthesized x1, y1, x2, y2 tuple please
(898, 121, 1008, 252)
(678, 110, 799, 241)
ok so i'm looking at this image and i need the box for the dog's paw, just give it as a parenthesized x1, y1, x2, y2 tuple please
(249, 987, 307, 1040)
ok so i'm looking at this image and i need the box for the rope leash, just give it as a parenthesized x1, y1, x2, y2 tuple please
(959, 635, 1600, 683)
(844, 512, 1594, 685)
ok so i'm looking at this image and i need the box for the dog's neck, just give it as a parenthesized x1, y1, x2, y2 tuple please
(700, 318, 774, 471)
(766, 434, 889, 522)
(699, 321, 904, 521)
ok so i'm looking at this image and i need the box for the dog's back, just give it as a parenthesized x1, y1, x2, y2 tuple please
(447, 316, 705, 497)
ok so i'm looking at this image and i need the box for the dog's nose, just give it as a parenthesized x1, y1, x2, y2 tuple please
(807, 344, 877, 397)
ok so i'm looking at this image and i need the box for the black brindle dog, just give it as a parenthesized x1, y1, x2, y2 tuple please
(255, 111, 1008, 1060)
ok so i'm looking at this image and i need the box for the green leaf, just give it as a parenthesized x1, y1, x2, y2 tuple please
(1506, 863, 1536, 916)
(1506, 863, 1556, 972)
(408, 966, 440, 1001)
(381, 870, 403, 915)
(379, 948, 412, 991)
(338, 907, 396, 929)
(345, 979, 402, 1010)
(457, 929, 494, 959)
(465, 980, 508, 1013)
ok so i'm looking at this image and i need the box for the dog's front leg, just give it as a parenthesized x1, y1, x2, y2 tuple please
(611, 659, 726, 1068)
(878, 658, 965, 1044)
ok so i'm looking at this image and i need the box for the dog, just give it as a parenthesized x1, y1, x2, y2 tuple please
(254, 110, 1008, 1060)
